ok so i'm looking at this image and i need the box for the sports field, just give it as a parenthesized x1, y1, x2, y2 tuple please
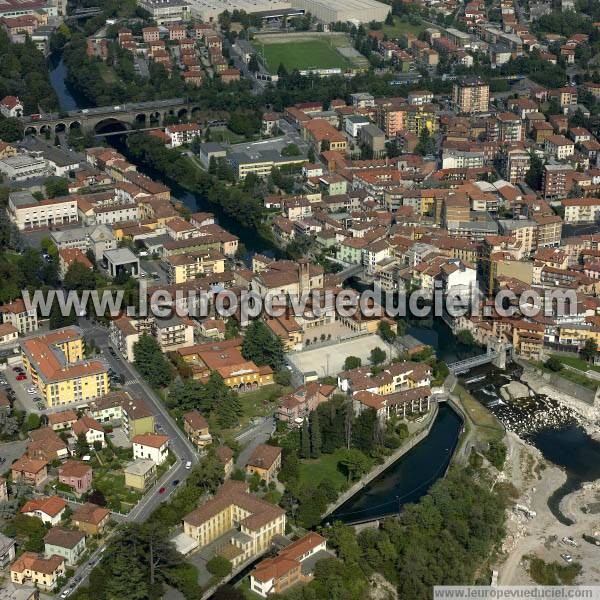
(253, 38, 351, 74)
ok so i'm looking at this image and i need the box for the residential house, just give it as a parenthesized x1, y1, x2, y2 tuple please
(44, 527, 85, 566)
(72, 415, 106, 448)
(20, 496, 68, 525)
(182, 410, 212, 448)
(58, 460, 92, 496)
(71, 502, 110, 535)
(11, 456, 48, 487)
(132, 433, 169, 465)
(245, 445, 282, 484)
(124, 458, 156, 491)
(10, 552, 65, 591)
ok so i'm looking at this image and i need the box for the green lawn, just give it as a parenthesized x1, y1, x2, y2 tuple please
(534, 360, 599, 391)
(297, 449, 350, 491)
(380, 16, 428, 39)
(253, 39, 351, 74)
(237, 384, 290, 429)
(455, 385, 505, 444)
(553, 354, 600, 374)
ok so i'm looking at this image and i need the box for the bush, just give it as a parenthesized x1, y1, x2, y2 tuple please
(544, 356, 563, 372)
(206, 556, 232, 579)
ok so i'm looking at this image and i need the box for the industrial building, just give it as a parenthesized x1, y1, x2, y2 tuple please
(186, 0, 389, 23)
(290, 0, 390, 24)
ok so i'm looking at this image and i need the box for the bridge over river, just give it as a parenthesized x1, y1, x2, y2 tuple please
(20, 98, 206, 136)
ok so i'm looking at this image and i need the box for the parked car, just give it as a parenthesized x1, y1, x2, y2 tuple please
(158, 487, 166, 494)
(27, 387, 37, 394)
(561, 553, 573, 564)
(16, 373, 26, 381)
(185, 461, 192, 470)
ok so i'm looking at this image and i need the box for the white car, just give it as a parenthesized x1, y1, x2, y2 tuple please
(185, 461, 192, 470)
(60, 591, 69, 599)
(27, 387, 36, 394)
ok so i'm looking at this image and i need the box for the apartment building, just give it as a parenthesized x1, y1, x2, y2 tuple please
(302, 119, 347, 153)
(20, 327, 109, 407)
(183, 480, 286, 567)
(452, 78, 489, 113)
(152, 315, 195, 353)
(545, 134, 575, 160)
(496, 112, 523, 143)
(8, 191, 78, 230)
(165, 249, 225, 284)
(543, 163, 572, 199)
(0, 298, 38, 334)
(43, 527, 86, 566)
(504, 148, 530, 184)
(165, 122, 202, 148)
(563, 197, 600, 223)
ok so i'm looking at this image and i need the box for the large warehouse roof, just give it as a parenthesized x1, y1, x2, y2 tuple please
(291, 0, 390, 23)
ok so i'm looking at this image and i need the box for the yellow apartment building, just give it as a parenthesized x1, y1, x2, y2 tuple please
(20, 327, 109, 407)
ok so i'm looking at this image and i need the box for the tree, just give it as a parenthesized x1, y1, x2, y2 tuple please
(75, 432, 89, 457)
(24, 412, 40, 431)
(300, 418, 311, 459)
(310, 410, 322, 458)
(338, 448, 370, 482)
(456, 329, 477, 347)
(248, 54, 260, 73)
(206, 556, 232, 579)
(377, 321, 396, 343)
(281, 143, 301, 156)
(385, 11, 394, 25)
(213, 585, 245, 600)
(241, 319, 284, 370)
(0, 117, 24, 142)
(44, 177, 69, 198)
(133, 334, 173, 388)
(344, 356, 361, 370)
(525, 152, 544, 191)
(544, 356, 563, 372)
(64, 261, 96, 292)
(369, 347, 386, 365)
(581, 338, 598, 362)
(415, 127, 435, 156)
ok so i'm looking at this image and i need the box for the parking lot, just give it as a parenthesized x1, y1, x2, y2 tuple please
(1, 364, 46, 414)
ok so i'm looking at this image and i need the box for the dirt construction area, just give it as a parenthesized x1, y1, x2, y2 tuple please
(496, 432, 600, 585)
(287, 334, 396, 379)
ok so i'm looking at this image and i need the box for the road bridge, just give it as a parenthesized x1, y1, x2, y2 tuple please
(20, 98, 204, 136)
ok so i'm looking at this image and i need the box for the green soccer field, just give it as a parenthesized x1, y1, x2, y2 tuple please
(254, 39, 350, 74)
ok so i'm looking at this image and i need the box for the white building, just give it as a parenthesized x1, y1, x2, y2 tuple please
(165, 123, 202, 148)
(7, 191, 78, 230)
(563, 198, 600, 223)
(21, 496, 68, 526)
(73, 416, 106, 448)
(436, 258, 477, 298)
(0, 155, 48, 181)
(441, 148, 484, 169)
(291, 0, 390, 24)
(0, 96, 23, 118)
(137, 0, 190, 23)
(133, 433, 169, 465)
(344, 114, 371, 138)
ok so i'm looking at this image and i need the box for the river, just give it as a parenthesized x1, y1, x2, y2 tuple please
(463, 364, 600, 524)
(326, 404, 463, 524)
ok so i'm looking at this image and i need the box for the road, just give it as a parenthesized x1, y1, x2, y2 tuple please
(58, 317, 200, 598)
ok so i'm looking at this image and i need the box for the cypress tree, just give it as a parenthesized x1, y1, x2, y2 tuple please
(310, 410, 322, 458)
